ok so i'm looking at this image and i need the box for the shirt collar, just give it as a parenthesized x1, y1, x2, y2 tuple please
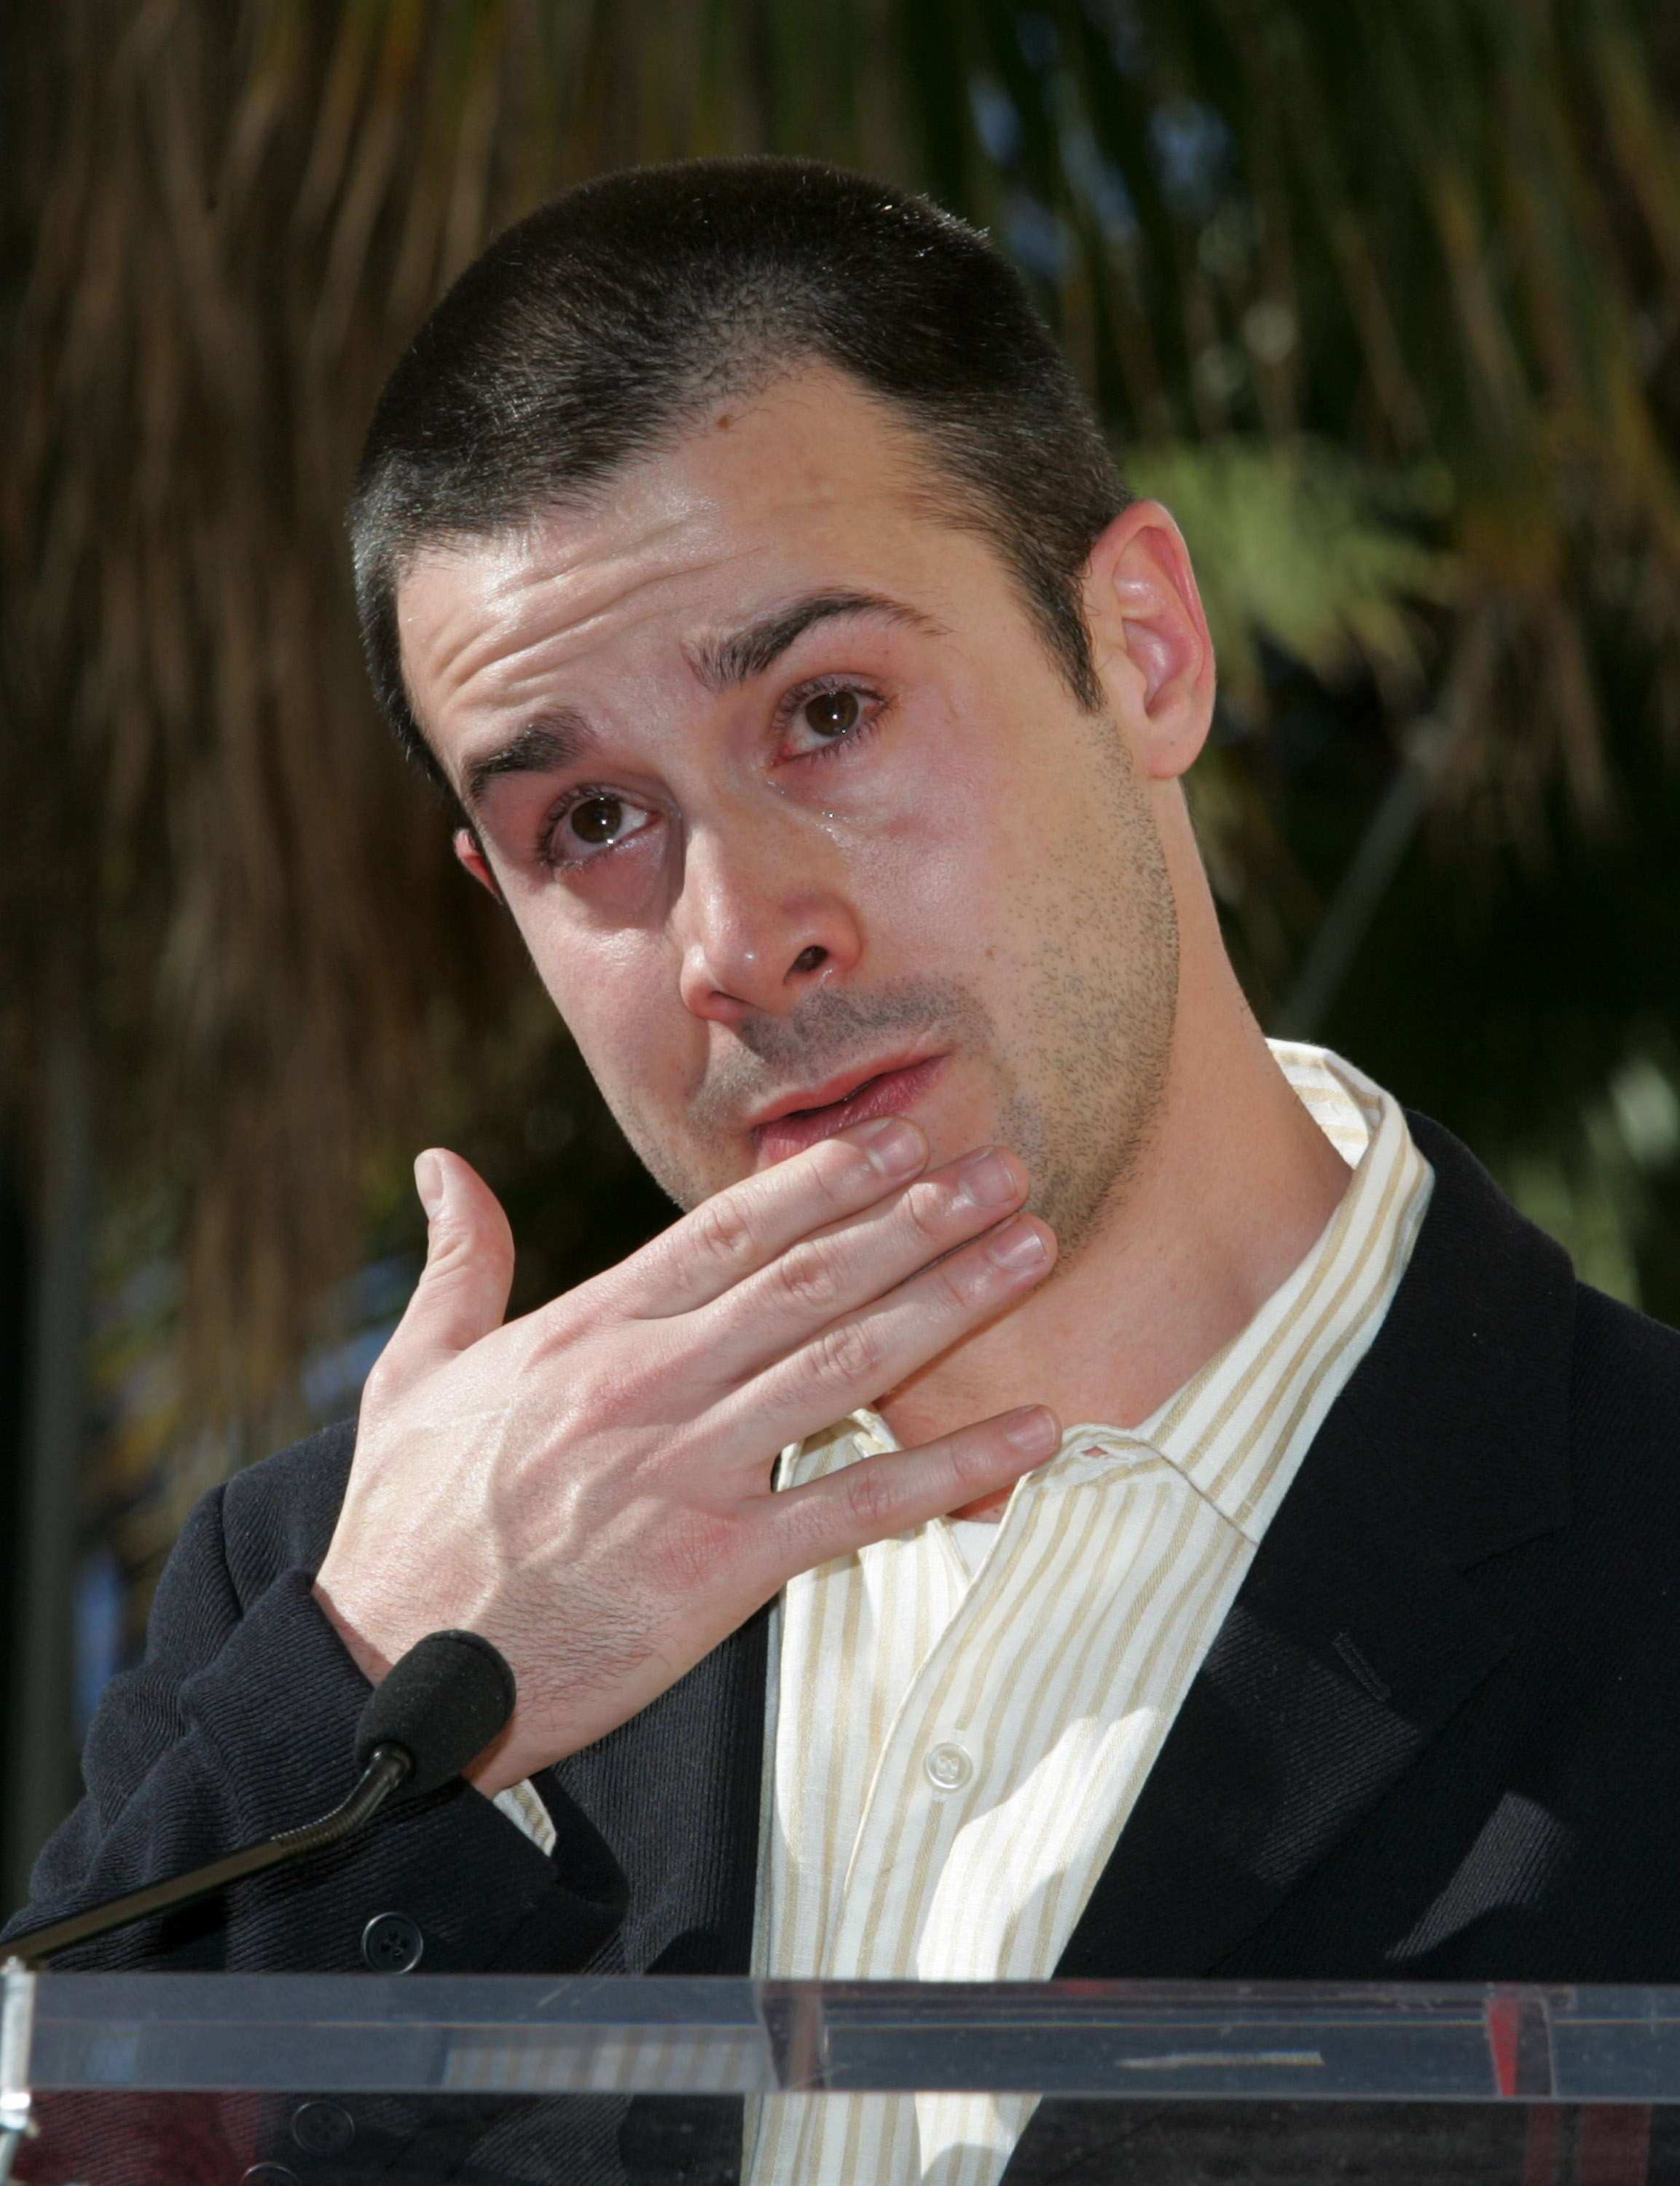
(781, 1043, 1431, 1544)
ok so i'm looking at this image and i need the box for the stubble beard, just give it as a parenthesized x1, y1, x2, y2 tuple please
(992, 737, 1179, 1258)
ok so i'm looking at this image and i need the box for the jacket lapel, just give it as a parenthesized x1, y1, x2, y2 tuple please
(1054, 1116, 1575, 1982)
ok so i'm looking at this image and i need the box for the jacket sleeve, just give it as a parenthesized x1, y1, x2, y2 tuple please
(2, 1425, 626, 1974)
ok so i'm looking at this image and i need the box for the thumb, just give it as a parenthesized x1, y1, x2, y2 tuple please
(385, 1148, 517, 1374)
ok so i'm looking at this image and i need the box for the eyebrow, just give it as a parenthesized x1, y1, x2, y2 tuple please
(688, 588, 944, 692)
(460, 712, 596, 812)
(458, 589, 942, 812)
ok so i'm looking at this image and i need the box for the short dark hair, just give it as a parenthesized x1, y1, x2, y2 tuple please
(350, 157, 1129, 798)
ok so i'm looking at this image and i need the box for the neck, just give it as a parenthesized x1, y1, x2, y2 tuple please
(880, 793, 1351, 1494)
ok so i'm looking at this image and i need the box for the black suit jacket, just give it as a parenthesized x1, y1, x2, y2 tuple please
(12, 1117, 1680, 2184)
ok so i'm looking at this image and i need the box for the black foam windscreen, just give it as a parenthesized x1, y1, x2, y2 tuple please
(353, 1629, 517, 1797)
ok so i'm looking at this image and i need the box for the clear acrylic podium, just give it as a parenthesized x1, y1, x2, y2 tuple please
(6, 1971, 1680, 2182)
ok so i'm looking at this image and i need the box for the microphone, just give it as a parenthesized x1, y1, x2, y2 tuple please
(5, 1629, 515, 1970)
(351, 1627, 515, 1797)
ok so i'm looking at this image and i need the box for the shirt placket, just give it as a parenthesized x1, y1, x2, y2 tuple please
(830, 1467, 1076, 1977)
(823, 1524, 966, 1967)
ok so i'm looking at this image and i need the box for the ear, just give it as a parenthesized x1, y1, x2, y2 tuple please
(453, 827, 506, 903)
(1082, 500, 1216, 781)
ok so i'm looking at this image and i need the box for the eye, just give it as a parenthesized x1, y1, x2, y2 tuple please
(571, 796, 629, 845)
(548, 791, 656, 866)
(803, 689, 860, 740)
(782, 682, 882, 759)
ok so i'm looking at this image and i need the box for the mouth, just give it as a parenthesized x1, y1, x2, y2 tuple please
(749, 1054, 949, 1167)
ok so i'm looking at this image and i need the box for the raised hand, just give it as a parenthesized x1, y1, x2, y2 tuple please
(312, 1117, 1058, 1792)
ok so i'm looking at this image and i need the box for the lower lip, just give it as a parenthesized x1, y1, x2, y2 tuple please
(753, 1057, 949, 1167)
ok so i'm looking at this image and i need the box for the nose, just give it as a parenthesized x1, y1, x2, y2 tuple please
(674, 817, 862, 1025)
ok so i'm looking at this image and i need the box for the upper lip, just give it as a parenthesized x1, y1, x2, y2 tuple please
(746, 1050, 935, 1133)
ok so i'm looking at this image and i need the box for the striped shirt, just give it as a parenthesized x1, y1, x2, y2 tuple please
(744, 1043, 1432, 2185)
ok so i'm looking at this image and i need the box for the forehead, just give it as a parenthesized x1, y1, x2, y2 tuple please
(395, 365, 1000, 730)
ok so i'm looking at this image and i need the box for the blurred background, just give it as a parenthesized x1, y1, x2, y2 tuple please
(8, 0, 1680, 1907)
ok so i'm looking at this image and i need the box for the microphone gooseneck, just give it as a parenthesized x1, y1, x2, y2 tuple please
(7, 1629, 516, 1970)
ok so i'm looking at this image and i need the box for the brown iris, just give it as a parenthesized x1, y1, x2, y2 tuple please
(570, 796, 623, 845)
(803, 690, 860, 738)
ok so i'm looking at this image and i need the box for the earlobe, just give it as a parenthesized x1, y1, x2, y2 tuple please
(453, 828, 506, 904)
(1083, 500, 1216, 782)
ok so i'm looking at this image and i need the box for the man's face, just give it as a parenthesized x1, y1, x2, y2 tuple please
(399, 364, 1179, 1250)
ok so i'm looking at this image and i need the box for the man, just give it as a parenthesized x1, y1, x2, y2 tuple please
(12, 159, 1680, 2185)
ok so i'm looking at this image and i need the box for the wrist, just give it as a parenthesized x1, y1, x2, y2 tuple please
(310, 1575, 395, 1686)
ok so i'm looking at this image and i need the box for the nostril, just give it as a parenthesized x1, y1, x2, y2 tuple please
(790, 945, 828, 976)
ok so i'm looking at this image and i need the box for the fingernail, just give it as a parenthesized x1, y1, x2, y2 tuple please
(860, 1118, 925, 1177)
(415, 1151, 445, 1221)
(1004, 1405, 1059, 1457)
(986, 1217, 1049, 1272)
(957, 1147, 1018, 1209)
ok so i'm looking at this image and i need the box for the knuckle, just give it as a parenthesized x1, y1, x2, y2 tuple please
(810, 1317, 882, 1390)
(359, 1352, 398, 1410)
(651, 1510, 734, 1594)
(776, 1240, 841, 1314)
(596, 1354, 659, 1416)
(595, 1328, 680, 1413)
(945, 1429, 993, 1484)
(933, 1258, 981, 1316)
(899, 1179, 949, 1249)
(691, 1194, 758, 1272)
(843, 1462, 899, 1531)
(938, 1249, 1007, 1314)
(808, 1135, 870, 1211)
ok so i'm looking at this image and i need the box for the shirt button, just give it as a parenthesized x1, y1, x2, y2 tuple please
(290, 2100, 356, 2155)
(361, 1911, 424, 1972)
(924, 1741, 974, 1792)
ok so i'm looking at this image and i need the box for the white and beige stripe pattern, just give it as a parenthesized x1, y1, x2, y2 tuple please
(745, 1043, 1432, 2186)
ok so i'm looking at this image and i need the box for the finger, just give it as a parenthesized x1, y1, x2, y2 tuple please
(687, 1144, 1031, 1387)
(609, 1116, 930, 1317)
(717, 1212, 1058, 1457)
(766, 1406, 1061, 1570)
(377, 1149, 516, 1377)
